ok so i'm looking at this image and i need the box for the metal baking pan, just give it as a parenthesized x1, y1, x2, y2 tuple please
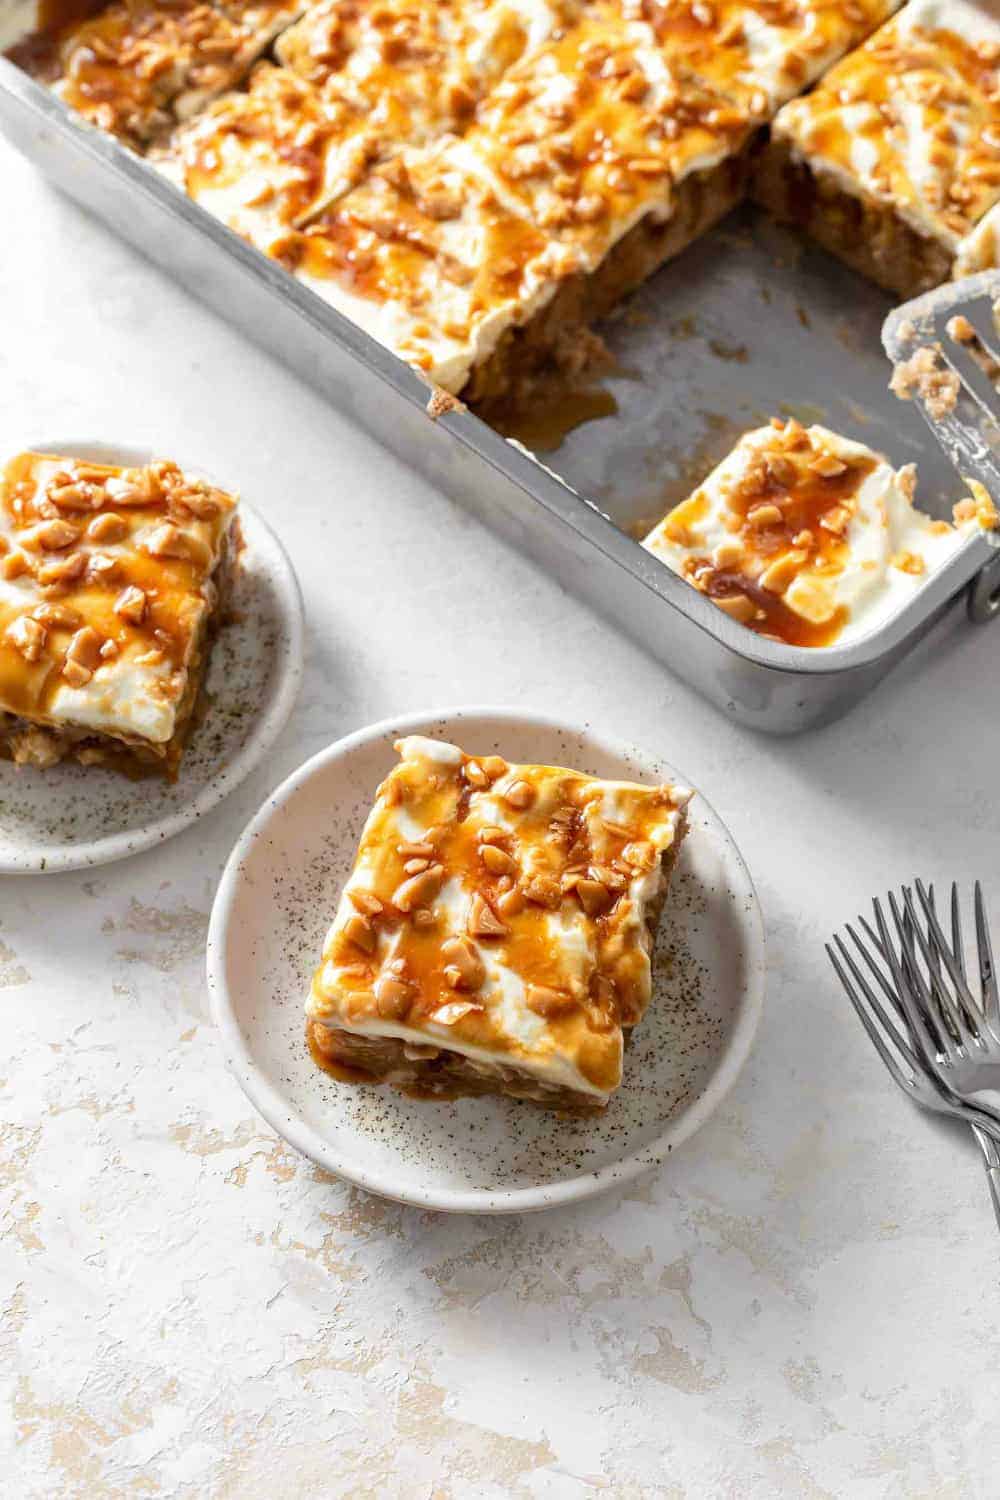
(2, 57, 998, 733)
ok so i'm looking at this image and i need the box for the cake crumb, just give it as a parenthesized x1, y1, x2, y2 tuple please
(889, 344, 960, 419)
(425, 386, 467, 421)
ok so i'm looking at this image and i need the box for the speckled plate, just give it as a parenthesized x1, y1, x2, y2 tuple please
(0, 440, 304, 874)
(207, 707, 765, 1213)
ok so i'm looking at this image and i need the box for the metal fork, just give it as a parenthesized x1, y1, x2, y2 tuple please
(827, 883, 1000, 1229)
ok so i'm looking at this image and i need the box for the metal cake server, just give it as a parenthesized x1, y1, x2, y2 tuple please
(882, 269, 1000, 623)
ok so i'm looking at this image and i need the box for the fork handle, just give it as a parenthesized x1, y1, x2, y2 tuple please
(972, 1124, 1000, 1233)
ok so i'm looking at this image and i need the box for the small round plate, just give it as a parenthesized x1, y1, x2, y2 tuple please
(208, 707, 765, 1214)
(0, 440, 304, 874)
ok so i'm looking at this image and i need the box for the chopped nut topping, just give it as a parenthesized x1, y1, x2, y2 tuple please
(477, 825, 507, 846)
(5, 613, 47, 662)
(621, 841, 655, 870)
(819, 505, 851, 536)
(526, 985, 577, 1018)
(397, 840, 436, 859)
(114, 585, 148, 624)
(745, 502, 784, 529)
(809, 452, 848, 478)
(890, 550, 926, 576)
(87, 512, 129, 544)
(38, 553, 87, 588)
(575, 877, 613, 917)
(468, 893, 508, 939)
(522, 873, 561, 908)
(33, 602, 81, 629)
(503, 779, 535, 809)
(105, 470, 162, 507)
(947, 314, 976, 344)
(34, 519, 81, 551)
(144, 522, 203, 562)
(66, 626, 103, 673)
(463, 759, 489, 788)
(496, 886, 524, 918)
(348, 888, 383, 917)
(393, 863, 445, 911)
(480, 843, 516, 876)
(440, 935, 486, 990)
(61, 657, 93, 689)
(47, 479, 99, 512)
(1, 551, 30, 581)
(343, 912, 377, 954)
(373, 973, 414, 1020)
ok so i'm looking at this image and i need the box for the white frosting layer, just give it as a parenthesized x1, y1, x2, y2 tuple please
(308, 734, 690, 1099)
(643, 424, 975, 646)
(294, 138, 582, 393)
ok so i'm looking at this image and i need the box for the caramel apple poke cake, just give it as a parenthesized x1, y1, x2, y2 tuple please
(755, 0, 1000, 297)
(0, 451, 241, 775)
(642, 417, 997, 647)
(6, 0, 916, 403)
(306, 734, 691, 1113)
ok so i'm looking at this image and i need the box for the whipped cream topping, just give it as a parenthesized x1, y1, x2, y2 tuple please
(643, 420, 977, 648)
(0, 452, 238, 747)
(275, 0, 583, 146)
(459, 9, 753, 270)
(8, 0, 304, 146)
(637, 0, 900, 114)
(154, 63, 374, 251)
(276, 138, 585, 392)
(771, 0, 1000, 249)
(307, 734, 691, 1100)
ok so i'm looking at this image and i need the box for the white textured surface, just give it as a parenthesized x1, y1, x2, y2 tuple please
(3, 137, 1000, 1497)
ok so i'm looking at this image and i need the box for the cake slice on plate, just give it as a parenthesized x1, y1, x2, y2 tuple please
(306, 734, 691, 1113)
(0, 450, 241, 775)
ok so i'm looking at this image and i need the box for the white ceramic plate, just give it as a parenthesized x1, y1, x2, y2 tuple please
(0, 440, 304, 873)
(208, 707, 765, 1213)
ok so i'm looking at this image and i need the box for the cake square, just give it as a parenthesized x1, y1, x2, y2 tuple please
(642, 419, 980, 647)
(459, 7, 756, 274)
(9, 0, 305, 148)
(306, 734, 691, 1112)
(636, 0, 901, 115)
(0, 451, 241, 775)
(756, 0, 1000, 296)
(274, 0, 583, 146)
(272, 139, 586, 395)
(153, 63, 376, 251)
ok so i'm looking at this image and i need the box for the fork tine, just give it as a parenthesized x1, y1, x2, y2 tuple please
(879, 894, 947, 1070)
(827, 942, 914, 1096)
(892, 894, 941, 1027)
(903, 885, 971, 1044)
(832, 934, 921, 1073)
(847, 919, 907, 1020)
(951, 882, 966, 981)
(913, 878, 983, 1028)
(974, 881, 999, 1029)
